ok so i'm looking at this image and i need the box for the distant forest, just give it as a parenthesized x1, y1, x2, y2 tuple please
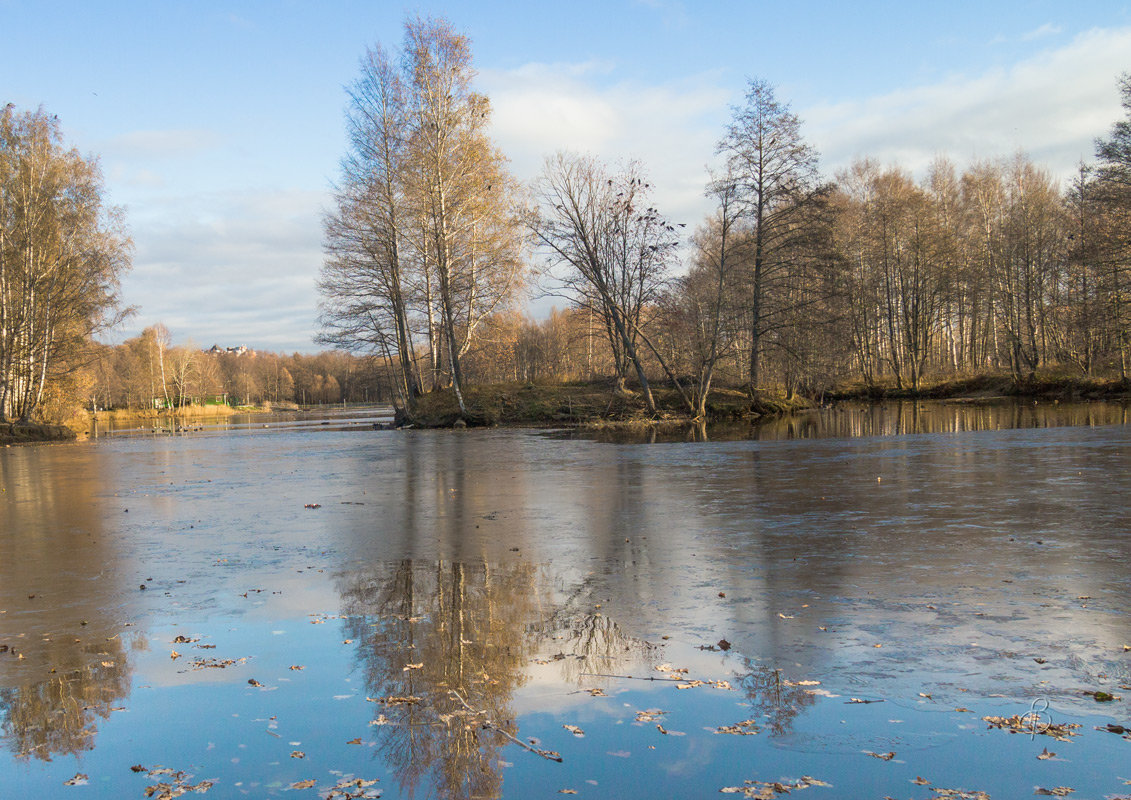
(3, 15, 1129, 422)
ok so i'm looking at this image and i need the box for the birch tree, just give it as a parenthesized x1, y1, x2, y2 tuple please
(0, 106, 130, 422)
(319, 17, 526, 417)
(401, 16, 526, 416)
(320, 44, 420, 408)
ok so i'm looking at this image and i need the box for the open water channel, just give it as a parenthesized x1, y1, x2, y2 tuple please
(1, 401, 1129, 799)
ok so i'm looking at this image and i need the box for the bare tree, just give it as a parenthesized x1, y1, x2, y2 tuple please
(1094, 72, 1131, 377)
(661, 171, 744, 418)
(717, 78, 822, 395)
(320, 44, 420, 409)
(319, 16, 526, 418)
(532, 153, 679, 413)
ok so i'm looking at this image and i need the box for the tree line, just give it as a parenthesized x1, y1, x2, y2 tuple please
(320, 17, 1131, 419)
(84, 326, 392, 411)
(4, 17, 1128, 423)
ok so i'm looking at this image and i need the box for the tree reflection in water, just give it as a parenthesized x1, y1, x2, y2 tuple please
(528, 583, 660, 686)
(337, 559, 661, 799)
(339, 559, 538, 800)
(0, 446, 134, 762)
(0, 637, 132, 761)
(736, 661, 817, 737)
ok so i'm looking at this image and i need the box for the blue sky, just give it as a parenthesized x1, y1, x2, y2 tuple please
(4, 0, 1130, 352)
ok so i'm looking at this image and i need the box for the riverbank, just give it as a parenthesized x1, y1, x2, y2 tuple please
(401, 380, 811, 428)
(830, 372, 1131, 403)
(0, 421, 78, 445)
(400, 373, 1131, 429)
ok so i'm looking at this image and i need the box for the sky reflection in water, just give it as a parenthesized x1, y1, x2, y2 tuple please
(1, 403, 1130, 798)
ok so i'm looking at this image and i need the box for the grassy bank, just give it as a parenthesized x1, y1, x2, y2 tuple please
(829, 372, 1131, 403)
(0, 421, 77, 445)
(401, 380, 811, 429)
(400, 372, 1130, 430)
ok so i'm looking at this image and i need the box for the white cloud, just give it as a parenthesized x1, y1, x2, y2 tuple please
(1021, 22, 1062, 41)
(113, 188, 324, 350)
(481, 62, 732, 227)
(100, 128, 223, 160)
(804, 26, 1131, 182)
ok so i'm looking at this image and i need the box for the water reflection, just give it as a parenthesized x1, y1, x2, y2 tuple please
(0, 652, 132, 761)
(335, 557, 666, 799)
(338, 559, 538, 800)
(567, 400, 1131, 443)
(90, 404, 396, 438)
(736, 664, 818, 737)
(0, 447, 134, 760)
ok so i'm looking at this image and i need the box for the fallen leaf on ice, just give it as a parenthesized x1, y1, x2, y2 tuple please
(715, 719, 760, 735)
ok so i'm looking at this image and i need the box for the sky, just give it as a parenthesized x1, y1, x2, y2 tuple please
(3, 0, 1130, 353)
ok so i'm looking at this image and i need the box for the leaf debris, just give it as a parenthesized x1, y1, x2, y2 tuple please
(715, 719, 760, 736)
(982, 715, 1081, 742)
(131, 765, 215, 799)
(720, 776, 830, 797)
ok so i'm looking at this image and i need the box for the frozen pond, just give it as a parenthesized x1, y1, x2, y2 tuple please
(2, 402, 1130, 798)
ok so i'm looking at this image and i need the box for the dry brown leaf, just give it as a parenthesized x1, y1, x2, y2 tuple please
(715, 719, 760, 736)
